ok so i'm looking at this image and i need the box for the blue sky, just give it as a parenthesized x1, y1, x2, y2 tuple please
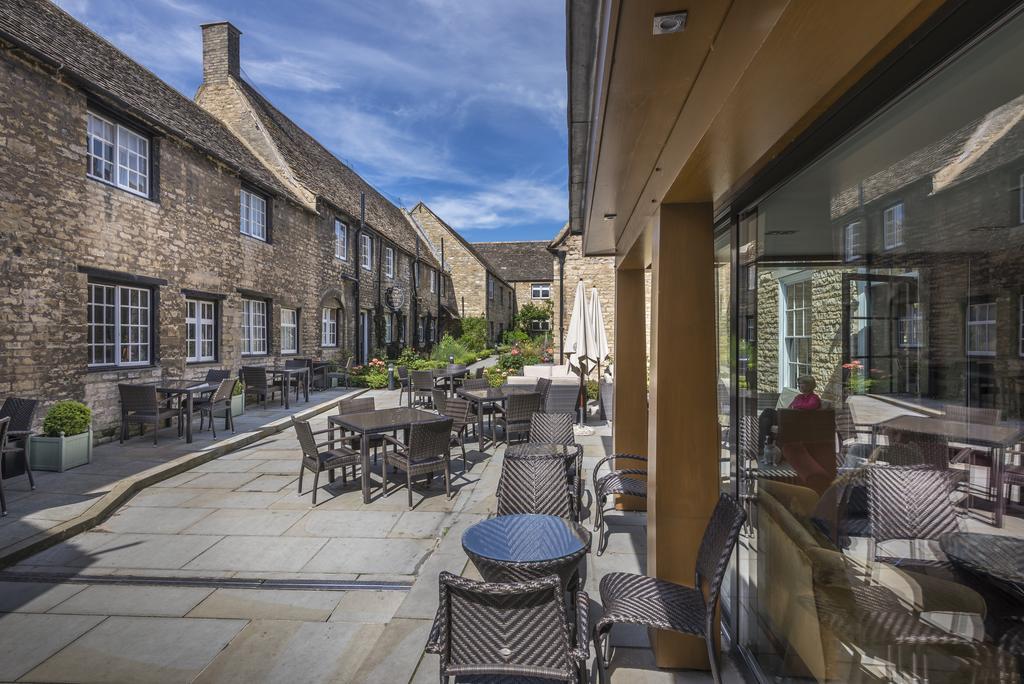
(55, 0, 568, 242)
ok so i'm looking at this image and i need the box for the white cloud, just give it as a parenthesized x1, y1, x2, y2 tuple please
(428, 178, 566, 231)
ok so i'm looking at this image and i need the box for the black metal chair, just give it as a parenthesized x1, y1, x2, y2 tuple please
(495, 392, 541, 446)
(118, 384, 182, 446)
(294, 418, 360, 506)
(0, 398, 38, 494)
(426, 572, 590, 684)
(381, 418, 454, 509)
(411, 370, 435, 408)
(530, 413, 584, 520)
(497, 451, 576, 520)
(591, 453, 648, 555)
(240, 366, 282, 409)
(195, 378, 236, 438)
(440, 396, 473, 473)
(593, 494, 746, 684)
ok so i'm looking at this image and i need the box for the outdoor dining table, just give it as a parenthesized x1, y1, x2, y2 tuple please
(940, 532, 1024, 599)
(431, 364, 468, 396)
(328, 406, 446, 504)
(873, 414, 1024, 527)
(461, 513, 590, 589)
(457, 384, 538, 450)
(150, 379, 212, 444)
(267, 367, 309, 409)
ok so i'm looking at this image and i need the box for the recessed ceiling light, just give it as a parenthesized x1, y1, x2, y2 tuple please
(603, 213, 617, 221)
(653, 11, 687, 35)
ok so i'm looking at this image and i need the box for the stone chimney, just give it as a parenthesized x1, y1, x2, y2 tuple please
(200, 21, 241, 84)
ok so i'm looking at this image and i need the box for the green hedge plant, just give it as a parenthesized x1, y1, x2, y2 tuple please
(42, 401, 92, 437)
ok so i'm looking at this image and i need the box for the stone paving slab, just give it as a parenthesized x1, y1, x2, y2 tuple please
(183, 536, 329, 573)
(50, 584, 214, 617)
(0, 612, 107, 681)
(187, 588, 342, 621)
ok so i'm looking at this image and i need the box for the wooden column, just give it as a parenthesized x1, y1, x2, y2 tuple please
(612, 265, 648, 510)
(647, 203, 718, 669)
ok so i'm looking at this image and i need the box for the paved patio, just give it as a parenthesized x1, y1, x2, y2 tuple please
(0, 386, 742, 683)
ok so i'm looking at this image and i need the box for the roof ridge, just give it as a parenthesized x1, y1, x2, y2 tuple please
(411, 203, 515, 287)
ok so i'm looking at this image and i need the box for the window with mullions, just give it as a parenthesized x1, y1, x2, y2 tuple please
(240, 189, 267, 240)
(967, 301, 997, 357)
(782, 279, 812, 388)
(322, 308, 338, 347)
(185, 299, 216, 362)
(385, 247, 395, 278)
(88, 283, 151, 367)
(361, 234, 373, 270)
(335, 220, 348, 260)
(844, 221, 862, 261)
(87, 111, 149, 197)
(241, 298, 268, 356)
(531, 283, 550, 299)
(883, 203, 904, 249)
(280, 308, 298, 355)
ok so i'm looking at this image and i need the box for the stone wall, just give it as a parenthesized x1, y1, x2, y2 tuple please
(550, 233, 616, 368)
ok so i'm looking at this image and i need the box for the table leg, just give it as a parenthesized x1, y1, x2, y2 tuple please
(284, 377, 291, 410)
(361, 431, 371, 504)
(477, 401, 486, 450)
(186, 392, 194, 443)
(303, 373, 309, 402)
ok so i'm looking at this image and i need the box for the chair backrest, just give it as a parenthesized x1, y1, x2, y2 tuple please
(442, 397, 472, 432)
(293, 419, 320, 460)
(536, 377, 552, 405)
(867, 465, 960, 545)
(505, 392, 542, 424)
(408, 419, 453, 462)
(205, 369, 231, 383)
(529, 413, 575, 449)
(835, 405, 857, 443)
(871, 443, 924, 467)
(412, 369, 435, 391)
(694, 494, 747, 617)
(475, 366, 485, 379)
(435, 572, 573, 681)
(0, 416, 10, 453)
(432, 390, 447, 413)
(497, 453, 573, 518)
(738, 414, 761, 465)
(892, 431, 950, 469)
(211, 377, 236, 403)
(241, 366, 268, 390)
(944, 404, 1001, 424)
(118, 384, 158, 413)
(397, 366, 409, 383)
(0, 398, 38, 433)
(462, 378, 488, 390)
(285, 358, 307, 369)
(339, 397, 375, 415)
(345, 357, 354, 371)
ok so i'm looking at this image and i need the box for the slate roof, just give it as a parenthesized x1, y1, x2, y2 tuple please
(411, 203, 512, 287)
(236, 80, 433, 263)
(471, 241, 553, 282)
(0, 0, 299, 203)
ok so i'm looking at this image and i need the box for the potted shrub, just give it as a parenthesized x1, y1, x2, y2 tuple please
(30, 401, 93, 472)
(231, 379, 245, 417)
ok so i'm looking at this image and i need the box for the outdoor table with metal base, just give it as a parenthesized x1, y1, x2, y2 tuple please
(456, 384, 538, 450)
(268, 367, 309, 409)
(431, 364, 468, 397)
(329, 407, 446, 504)
(152, 379, 212, 444)
(462, 513, 590, 590)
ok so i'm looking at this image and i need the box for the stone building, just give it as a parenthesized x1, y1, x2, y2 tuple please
(408, 203, 515, 343)
(0, 3, 444, 435)
(471, 241, 554, 333)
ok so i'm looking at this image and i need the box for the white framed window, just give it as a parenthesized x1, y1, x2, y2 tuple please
(241, 298, 268, 356)
(844, 221, 862, 261)
(529, 319, 551, 332)
(321, 308, 338, 347)
(898, 302, 922, 349)
(488, 275, 494, 301)
(883, 203, 904, 250)
(87, 111, 149, 197)
(430, 269, 437, 293)
(185, 299, 216, 362)
(967, 301, 996, 357)
(334, 219, 348, 260)
(385, 314, 394, 343)
(385, 247, 395, 278)
(531, 283, 551, 299)
(88, 283, 151, 367)
(361, 234, 372, 270)
(781, 279, 812, 389)
(240, 188, 267, 240)
(280, 308, 298, 354)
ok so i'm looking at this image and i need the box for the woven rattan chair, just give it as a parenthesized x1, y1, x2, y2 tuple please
(495, 391, 541, 446)
(381, 418, 454, 509)
(462, 378, 488, 390)
(497, 451, 576, 519)
(240, 366, 282, 409)
(195, 378, 236, 438)
(475, 366, 485, 379)
(594, 493, 745, 684)
(530, 413, 584, 520)
(432, 389, 448, 414)
(336, 396, 386, 464)
(0, 398, 38, 492)
(118, 384, 182, 446)
(536, 377, 552, 409)
(294, 418, 360, 506)
(411, 370, 436, 408)
(397, 366, 410, 405)
(440, 396, 472, 472)
(0, 417, 11, 516)
(204, 369, 231, 383)
(426, 572, 590, 684)
(592, 453, 648, 555)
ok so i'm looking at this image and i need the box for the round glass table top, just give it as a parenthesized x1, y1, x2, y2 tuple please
(462, 514, 586, 564)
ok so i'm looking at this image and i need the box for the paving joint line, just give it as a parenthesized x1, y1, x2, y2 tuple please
(0, 571, 411, 592)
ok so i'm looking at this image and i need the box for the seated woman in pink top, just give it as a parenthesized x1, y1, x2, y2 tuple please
(789, 375, 822, 411)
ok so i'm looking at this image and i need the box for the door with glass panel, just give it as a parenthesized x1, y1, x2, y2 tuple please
(842, 273, 920, 396)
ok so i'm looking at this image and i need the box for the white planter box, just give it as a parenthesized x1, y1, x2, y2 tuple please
(231, 393, 245, 417)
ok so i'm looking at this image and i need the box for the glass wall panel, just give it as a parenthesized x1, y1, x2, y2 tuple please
(735, 10, 1024, 683)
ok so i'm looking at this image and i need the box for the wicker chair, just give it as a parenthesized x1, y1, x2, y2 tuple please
(0, 418, 11, 516)
(497, 451, 576, 519)
(381, 418, 454, 509)
(195, 378, 236, 438)
(411, 370, 436, 408)
(591, 453, 648, 555)
(294, 418, 361, 506)
(0, 398, 38, 493)
(475, 366, 485, 379)
(240, 366, 282, 409)
(397, 366, 410, 405)
(462, 378, 488, 390)
(426, 572, 590, 684)
(118, 384, 182, 446)
(593, 494, 746, 684)
(494, 392, 541, 446)
(536, 377, 552, 409)
(336, 396, 386, 464)
(204, 369, 231, 383)
(529, 413, 584, 519)
(440, 396, 473, 472)
(432, 389, 448, 414)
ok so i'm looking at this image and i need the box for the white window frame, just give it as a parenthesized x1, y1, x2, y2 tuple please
(967, 301, 997, 357)
(334, 219, 348, 260)
(186, 298, 216, 363)
(430, 269, 437, 293)
(241, 298, 268, 356)
(87, 111, 149, 197)
(361, 234, 373, 271)
(531, 283, 551, 299)
(384, 246, 395, 278)
(385, 314, 394, 343)
(779, 275, 812, 390)
(529, 319, 551, 332)
(88, 283, 152, 367)
(280, 308, 298, 355)
(883, 203, 904, 250)
(897, 302, 922, 349)
(240, 188, 268, 241)
(844, 221, 862, 261)
(321, 308, 338, 347)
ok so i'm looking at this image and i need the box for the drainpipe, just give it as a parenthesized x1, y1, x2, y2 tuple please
(413, 240, 420, 348)
(439, 237, 445, 337)
(376, 231, 384, 356)
(353, 192, 364, 363)
(557, 250, 566, 363)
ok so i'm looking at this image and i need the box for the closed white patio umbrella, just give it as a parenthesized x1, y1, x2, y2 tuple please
(588, 286, 610, 374)
(564, 279, 597, 425)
